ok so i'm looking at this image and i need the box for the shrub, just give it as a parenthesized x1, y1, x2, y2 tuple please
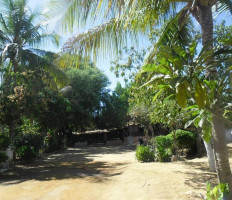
(154, 135, 173, 162)
(44, 132, 64, 153)
(16, 145, 35, 161)
(0, 134, 10, 151)
(0, 152, 8, 163)
(14, 133, 43, 155)
(174, 129, 196, 149)
(135, 145, 154, 162)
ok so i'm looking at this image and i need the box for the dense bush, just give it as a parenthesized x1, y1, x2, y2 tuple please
(152, 130, 196, 162)
(14, 133, 43, 155)
(0, 134, 10, 151)
(154, 135, 173, 162)
(135, 145, 154, 162)
(16, 145, 36, 161)
(44, 132, 64, 153)
(0, 152, 8, 163)
(174, 129, 196, 149)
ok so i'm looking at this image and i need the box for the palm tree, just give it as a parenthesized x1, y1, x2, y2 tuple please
(0, 0, 68, 87)
(46, 0, 232, 195)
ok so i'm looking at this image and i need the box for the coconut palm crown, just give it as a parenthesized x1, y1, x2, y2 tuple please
(0, 0, 68, 87)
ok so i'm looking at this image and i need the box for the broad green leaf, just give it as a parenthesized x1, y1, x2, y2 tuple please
(142, 64, 171, 75)
(202, 124, 211, 143)
(139, 74, 165, 88)
(195, 81, 206, 109)
(176, 80, 189, 108)
(193, 115, 201, 127)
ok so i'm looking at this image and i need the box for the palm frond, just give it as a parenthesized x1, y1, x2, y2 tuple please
(216, 0, 232, 14)
(43, 63, 69, 88)
(27, 32, 60, 48)
(144, 8, 193, 64)
(21, 49, 69, 87)
(63, 18, 138, 63)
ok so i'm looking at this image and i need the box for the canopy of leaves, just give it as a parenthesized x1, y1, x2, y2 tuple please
(65, 66, 110, 131)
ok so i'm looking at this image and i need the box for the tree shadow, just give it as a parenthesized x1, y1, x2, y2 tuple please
(173, 160, 217, 190)
(177, 170, 217, 190)
(179, 144, 232, 190)
(0, 145, 133, 186)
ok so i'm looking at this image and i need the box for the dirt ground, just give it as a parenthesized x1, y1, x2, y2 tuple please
(1, 144, 231, 200)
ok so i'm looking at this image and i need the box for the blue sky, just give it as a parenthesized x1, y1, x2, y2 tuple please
(28, 0, 231, 90)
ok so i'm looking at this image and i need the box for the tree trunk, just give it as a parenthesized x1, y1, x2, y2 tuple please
(9, 125, 14, 145)
(197, 5, 232, 196)
(198, 4, 216, 76)
(203, 139, 216, 172)
(212, 110, 232, 198)
(149, 124, 155, 150)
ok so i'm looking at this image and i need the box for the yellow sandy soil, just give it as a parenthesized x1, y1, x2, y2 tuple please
(0, 144, 229, 200)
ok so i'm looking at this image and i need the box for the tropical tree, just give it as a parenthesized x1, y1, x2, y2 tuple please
(137, 38, 232, 192)
(65, 66, 110, 131)
(96, 82, 129, 129)
(0, 0, 67, 87)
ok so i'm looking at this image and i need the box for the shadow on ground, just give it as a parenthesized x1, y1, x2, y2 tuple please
(0, 145, 134, 186)
(174, 159, 218, 190)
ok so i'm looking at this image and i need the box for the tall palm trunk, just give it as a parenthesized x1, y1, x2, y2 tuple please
(198, 4, 232, 196)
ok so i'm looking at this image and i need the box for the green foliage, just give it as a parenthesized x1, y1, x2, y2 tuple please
(174, 130, 196, 149)
(65, 66, 109, 131)
(96, 83, 129, 129)
(149, 100, 190, 131)
(110, 47, 145, 83)
(14, 133, 43, 155)
(36, 91, 70, 132)
(0, 134, 10, 151)
(44, 132, 64, 153)
(0, 152, 8, 163)
(135, 145, 154, 162)
(154, 135, 173, 162)
(206, 182, 229, 200)
(185, 106, 212, 143)
(152, 130, 195, 161)
(16, 145, 35, 161)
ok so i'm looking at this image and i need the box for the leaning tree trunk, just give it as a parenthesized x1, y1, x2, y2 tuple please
(212, 110, 232, 198)
(197, 3, 232, 196)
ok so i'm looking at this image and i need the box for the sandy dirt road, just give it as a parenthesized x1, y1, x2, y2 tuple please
(0, 144, 219, 200)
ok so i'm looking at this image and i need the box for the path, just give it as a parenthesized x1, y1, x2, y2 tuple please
(0, 144, 219, 200)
